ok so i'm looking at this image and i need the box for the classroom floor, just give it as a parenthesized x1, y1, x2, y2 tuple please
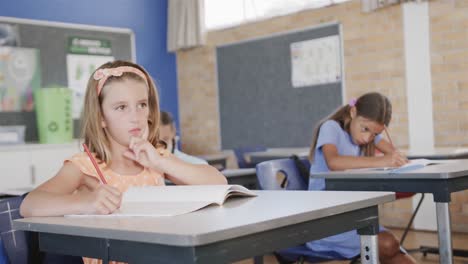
(234, 228, 468, 264)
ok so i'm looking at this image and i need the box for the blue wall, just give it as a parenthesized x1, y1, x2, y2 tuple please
(0, 0, 179, 124)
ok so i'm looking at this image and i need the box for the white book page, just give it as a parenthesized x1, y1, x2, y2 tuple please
(124, 185, 256, 205)
(124, 185, 228, 205)
(390, 159, 437, 173)
(345, 159, 438, 173)
(66, 185, 256, 217)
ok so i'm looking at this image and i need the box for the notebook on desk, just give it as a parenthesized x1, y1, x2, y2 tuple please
(346, 159, 439, 173)
(66, 185, 257, 217)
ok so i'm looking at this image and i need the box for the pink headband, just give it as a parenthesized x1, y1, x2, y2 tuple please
(348, 98, 357, 107)
(93, 66, 148, 95)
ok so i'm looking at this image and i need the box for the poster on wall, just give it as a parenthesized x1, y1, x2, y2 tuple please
(290, 35, 341, 88)
(0, 47, 41, 112)
(66, 37, 114, 118)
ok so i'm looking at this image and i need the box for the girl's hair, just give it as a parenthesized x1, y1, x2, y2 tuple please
(160, 111, 174, 126)
(160, 111, 176, 154)
(81, 60, 161, 164)
(309, 92, 392, 161)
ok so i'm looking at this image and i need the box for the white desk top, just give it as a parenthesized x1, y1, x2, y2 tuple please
(197, 153, 230, 161)
(404, 147, 468, 160)
(317, 159, 468, 179)
(14, 191, 394, 246)
(246, 148, 309, 158)
(222, 168, 256, 177)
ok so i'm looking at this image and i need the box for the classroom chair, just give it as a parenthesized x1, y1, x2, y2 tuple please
(257, 158, 422, 264)
(256, 158, 349, 264)
(256, 157, 309, 190)
(205, 156, 227, 171)
(0, 195, 84, 264)
(233, 146, 267, 168)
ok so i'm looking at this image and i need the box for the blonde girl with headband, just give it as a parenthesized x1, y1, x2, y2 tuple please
(276, 92, 416, 264)
(21, 60, 226, 219)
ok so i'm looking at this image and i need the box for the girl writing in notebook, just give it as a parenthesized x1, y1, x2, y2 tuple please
(277, 92, 416, 263)
(20, 60, 227, 218)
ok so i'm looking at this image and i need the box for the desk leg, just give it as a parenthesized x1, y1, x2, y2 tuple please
(360, 235, 378, 264)
(253, 255, 263, 264)
(436, 202, 453, 264)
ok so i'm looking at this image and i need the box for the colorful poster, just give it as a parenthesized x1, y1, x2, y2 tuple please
(290, 35, 341, 88)
(0, 47, 41, 112)
(66, 36, 114, 118)
(66, 54, 114, 118)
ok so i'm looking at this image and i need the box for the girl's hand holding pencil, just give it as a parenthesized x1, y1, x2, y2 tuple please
(387, 151, 408, 167)
(75, 183, 122, 215)
(82, 143, 122, 214)
(383, 127, 408, 167)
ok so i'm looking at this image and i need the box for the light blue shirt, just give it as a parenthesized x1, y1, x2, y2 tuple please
(305, 120, 382, 259)
(309, 120, 382, 190)
(174, 149, 208, 165)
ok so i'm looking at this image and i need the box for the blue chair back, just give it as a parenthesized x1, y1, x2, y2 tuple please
(0, 195, 84, 264)
(0, 196, 31, 264)
(256, 158, 309, 190)
(233, 146, 267, 168)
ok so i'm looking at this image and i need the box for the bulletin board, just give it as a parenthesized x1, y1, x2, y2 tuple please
(216, 23, 344, 149)
(0, 17, 134, 141)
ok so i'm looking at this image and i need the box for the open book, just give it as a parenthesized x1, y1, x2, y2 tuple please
(346, 159, 437, 173)
(67, 185, 256, 217)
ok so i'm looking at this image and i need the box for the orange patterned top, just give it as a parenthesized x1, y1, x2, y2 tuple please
(65, 152, 165, 264)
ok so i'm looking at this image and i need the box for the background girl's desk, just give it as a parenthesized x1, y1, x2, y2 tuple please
(222, 168, 257, 189)
(405, 148, 468, 160)
(198, 153, 230, 171)
(14, 191, 394, 264)
(244, 148, 309, 166)
(319, 160, 468, 264)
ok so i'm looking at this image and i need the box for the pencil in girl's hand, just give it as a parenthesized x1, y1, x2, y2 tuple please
(82, 143, 107, 184)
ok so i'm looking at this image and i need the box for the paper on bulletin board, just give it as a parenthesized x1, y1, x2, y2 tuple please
(290, 35, 341, 88)
(0, 47, 41, 112)
(66, 54, 114, 118)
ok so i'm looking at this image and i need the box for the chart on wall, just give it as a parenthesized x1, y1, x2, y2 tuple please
(66, 37, 114, 118)
(290, 35, 341, 88)
(0, 47, 41, 112)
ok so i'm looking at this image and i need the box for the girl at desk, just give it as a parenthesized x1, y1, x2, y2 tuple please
(20, 60, 226, 264)
(20, 61, 226, 215)
(278, 92, 416, 264)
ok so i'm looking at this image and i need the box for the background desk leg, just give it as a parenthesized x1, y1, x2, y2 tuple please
(436, 202, 453, 264)
(360, 235, 378, 264)
(253, 255, 263, 264)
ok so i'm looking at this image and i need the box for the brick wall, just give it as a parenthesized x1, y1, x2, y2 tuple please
(429, 0, 468, 232)
(430, 0, 468, 147)
(176, 0, 468, 232)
